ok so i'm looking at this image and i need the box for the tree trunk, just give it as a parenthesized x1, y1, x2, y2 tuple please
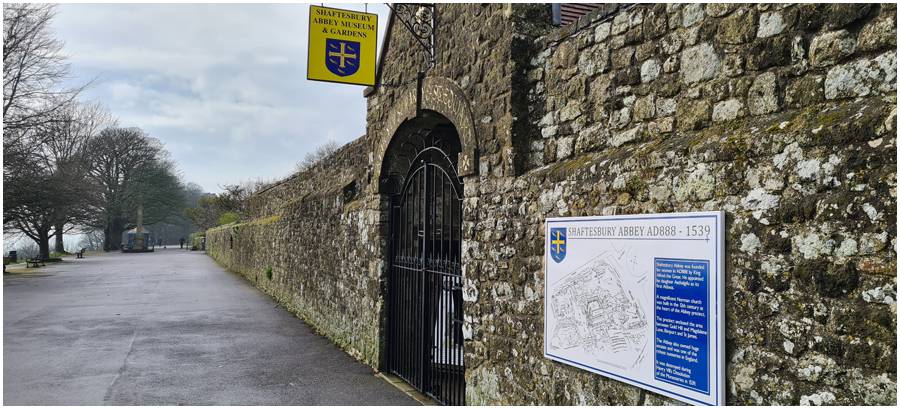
(103, 224, 113, 251)
(54, 223, 65, 253)
(106, 218, 124, 251)
(38, 229, 50, 259)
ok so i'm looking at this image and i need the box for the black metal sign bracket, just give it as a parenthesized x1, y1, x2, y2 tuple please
(385, 3, 436, 72)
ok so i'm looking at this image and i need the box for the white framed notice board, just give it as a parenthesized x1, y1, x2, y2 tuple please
(543, 211, 725, 406)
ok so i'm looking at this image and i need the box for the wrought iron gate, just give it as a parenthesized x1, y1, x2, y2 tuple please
(387, 136, 465, 405)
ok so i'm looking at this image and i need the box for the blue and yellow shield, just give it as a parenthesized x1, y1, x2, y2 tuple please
(550, 227, 566, 263)
(325, 39, 360, 77)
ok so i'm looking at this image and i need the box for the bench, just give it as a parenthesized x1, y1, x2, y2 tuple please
(26, 258, 45, 268)
(75, 248, 86, 259)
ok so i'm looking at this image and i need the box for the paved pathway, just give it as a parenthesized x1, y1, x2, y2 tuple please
(3, 249, 416, 405)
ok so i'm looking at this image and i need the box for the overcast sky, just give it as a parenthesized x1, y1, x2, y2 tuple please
(53, 3, 390, 193)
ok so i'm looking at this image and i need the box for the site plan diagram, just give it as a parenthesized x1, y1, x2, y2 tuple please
(544, 212, 725, 406)
(549, 250, 649, 370)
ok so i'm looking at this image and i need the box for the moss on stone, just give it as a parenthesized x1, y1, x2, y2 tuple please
(546, 153, 595, 181)
(624, 175, 647, 196)
(248, 215, 282, 226)
(207, 214, 282, 235)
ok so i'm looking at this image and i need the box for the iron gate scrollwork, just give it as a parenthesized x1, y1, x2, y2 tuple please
(387, 127, 465, 405)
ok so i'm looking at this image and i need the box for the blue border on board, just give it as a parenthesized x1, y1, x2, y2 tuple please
(653, 257, 711, 395)
(544, 214, 721, 406)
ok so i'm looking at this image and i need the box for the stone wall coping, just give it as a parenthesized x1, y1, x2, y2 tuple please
(252, 134, 367, 198)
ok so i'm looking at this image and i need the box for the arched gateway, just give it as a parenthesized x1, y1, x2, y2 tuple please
(380, 111, 465, 405)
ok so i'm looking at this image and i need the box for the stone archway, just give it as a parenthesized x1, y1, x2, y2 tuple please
(377, 108, 467, 405)
(372, 76, 478, 183)
(371, 77, 478, 398)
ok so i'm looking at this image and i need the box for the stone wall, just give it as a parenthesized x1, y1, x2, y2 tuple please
(206, 3, 896, 405)
(206, 137, 386, 366)
(458, 3, 896, 405)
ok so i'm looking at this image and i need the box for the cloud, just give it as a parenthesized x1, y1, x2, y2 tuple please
(53, 3, 389, 192)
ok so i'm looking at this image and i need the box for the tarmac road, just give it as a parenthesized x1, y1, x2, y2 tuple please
(3, 249, 416, 405)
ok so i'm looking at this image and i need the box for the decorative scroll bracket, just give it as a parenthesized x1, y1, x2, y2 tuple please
(385, 3, 436, 73)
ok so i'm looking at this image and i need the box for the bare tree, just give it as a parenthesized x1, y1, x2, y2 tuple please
(295, 140, 340, 172)
(3, 3, 83, 136)
(2, 3, 96, 257)
(184, 194, 223, 232)
(11, 239, 41, 259)
(3, 100, 115, 256)
(41, 101, 116, 163)
(38, 101, 116, 251)
(184, 177, 279, 232)
(3, 156, 74, 258)
(77, 229, 104, 251)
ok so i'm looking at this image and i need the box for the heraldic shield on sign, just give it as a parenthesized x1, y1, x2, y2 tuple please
(325, 39, 360, 77)
(550, 227, 567, 263)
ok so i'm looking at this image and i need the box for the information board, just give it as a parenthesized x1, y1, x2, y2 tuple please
(307, 5, 377, 86)
(544, 211, 724, 406)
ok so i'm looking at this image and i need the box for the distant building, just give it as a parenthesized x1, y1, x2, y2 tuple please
(121, 228, 154, 253)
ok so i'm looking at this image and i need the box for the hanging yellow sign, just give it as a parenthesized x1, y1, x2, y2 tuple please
(307, 5, 378, 86)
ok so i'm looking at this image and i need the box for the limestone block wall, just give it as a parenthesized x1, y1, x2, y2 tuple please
(366, 3, 536, 180)
(462, 3, 896, 405)
(206, 137, 386, 367)
(207, 3, 896, 406)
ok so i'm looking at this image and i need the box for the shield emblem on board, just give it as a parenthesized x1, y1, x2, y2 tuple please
(550, 227, 566, 263)
(325, 39, 360, 77)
